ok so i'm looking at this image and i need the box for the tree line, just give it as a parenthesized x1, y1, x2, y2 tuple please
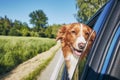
(0, 10, 61, 38)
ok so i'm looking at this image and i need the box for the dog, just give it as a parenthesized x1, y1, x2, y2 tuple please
(56, 23, 96, 79)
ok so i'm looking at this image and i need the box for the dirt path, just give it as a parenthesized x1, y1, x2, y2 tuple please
(0, 42, 61, 80)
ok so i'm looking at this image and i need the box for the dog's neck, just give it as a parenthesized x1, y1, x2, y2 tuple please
(62, 44, 80, 79)
(62, 44, 72, 58)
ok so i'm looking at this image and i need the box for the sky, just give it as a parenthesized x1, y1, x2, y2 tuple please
(0, 0, 78, 27)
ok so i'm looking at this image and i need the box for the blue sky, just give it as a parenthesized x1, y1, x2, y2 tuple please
(0, 0, 77, 26)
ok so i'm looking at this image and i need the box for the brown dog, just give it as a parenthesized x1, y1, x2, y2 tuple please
(56, 23, 96, 79)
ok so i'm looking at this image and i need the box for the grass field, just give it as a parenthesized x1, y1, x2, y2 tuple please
(0, 36, 56, 75)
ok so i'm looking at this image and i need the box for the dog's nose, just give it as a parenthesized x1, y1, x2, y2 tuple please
(78, 43, 85, 49)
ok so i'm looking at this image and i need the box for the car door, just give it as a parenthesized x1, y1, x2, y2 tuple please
(80, 0, 120, 80)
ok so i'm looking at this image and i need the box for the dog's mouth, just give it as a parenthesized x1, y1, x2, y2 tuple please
(72, 47, 84, 56)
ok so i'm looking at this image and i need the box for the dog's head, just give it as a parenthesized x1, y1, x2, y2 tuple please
(56, 23, 96, 57)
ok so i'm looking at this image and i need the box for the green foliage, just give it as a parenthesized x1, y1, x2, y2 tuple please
(0, 36, 56, 75)
(0, 16, 30, 36)
(76, 0, 107, 23)
(0, 16, 11, 35)
(29, 10, 48, 29)
(0, 15, 61, 38)
(30, 31, 39, 37)
(8, 28, 22, 36)
(45, 24, 61, 38)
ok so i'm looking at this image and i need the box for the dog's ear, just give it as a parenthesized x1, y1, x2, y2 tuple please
(91, 31, 96, 42)
(56, 26, 66, 41)
(86, 26, 96, 42)
(81, 30, 96, 59)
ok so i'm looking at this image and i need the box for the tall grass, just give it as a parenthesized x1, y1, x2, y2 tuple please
(0, 36, 56, 75)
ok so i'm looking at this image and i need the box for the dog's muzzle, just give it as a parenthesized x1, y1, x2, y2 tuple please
(78, 43, 86, 50)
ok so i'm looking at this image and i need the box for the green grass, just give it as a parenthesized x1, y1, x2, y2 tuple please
(0, 36, 56, 75)
(22, 45, 60, 80)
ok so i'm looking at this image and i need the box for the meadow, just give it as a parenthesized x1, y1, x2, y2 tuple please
(0, 36, 56, 75)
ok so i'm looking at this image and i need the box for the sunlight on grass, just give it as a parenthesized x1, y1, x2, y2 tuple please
(0, 36, 56, 75)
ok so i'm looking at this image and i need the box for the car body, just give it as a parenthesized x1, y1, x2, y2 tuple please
(81, 0, 120, 80)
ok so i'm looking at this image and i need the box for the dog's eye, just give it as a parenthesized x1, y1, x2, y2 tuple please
(59, 32, 64, 34)
(71, 30, 76, 34)
(85, 32, 89, 36)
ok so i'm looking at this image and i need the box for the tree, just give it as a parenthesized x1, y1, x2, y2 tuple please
(0, 16, 12, 35)
(13, 20, 22, 30)
(76, 0, 107, 23)
(0, 16, 31, 36)
(29, 10, 48, 31)
(20, 22, 30, 36)
(8, 27, 22, 36)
